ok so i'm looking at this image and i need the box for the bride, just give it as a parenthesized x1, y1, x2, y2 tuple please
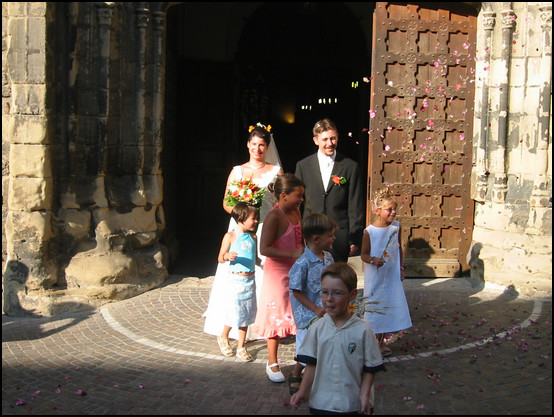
(203, 123, 283, 340)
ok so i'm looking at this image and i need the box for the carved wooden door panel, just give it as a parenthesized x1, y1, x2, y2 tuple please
(369, 3, 477, 277)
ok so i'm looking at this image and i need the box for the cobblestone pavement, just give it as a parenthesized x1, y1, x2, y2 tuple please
(2, 274, 552, 415)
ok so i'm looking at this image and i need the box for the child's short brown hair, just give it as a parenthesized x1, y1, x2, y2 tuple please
(302, 213, 338, 242)
(321, 262, 357, 292)
(231, 202, 258, 224)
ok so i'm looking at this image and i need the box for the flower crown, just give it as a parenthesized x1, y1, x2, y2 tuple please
(372, 186, 394, 210)
(248, 122, 272, 133)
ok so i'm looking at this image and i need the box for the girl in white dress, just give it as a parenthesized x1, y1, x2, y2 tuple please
(203, 124, 283, 340)
(360, 188, 412, 357)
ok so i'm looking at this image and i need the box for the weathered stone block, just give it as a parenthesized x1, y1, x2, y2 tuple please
(12, 84, 46, 115)
(8, 176, 53, 210)
(7, 17, 27, 49)
(59, 176, 109, 209)
(27, 17, 45, 50)
(65, 250, 139, 287)
(143, 145, 162, 174)
(129, 231, 157, 249)
(7, 51, 28, 84)
(28, 2, 46, 17)
(8, 114, 49, 144)
(144, 174, 163, 205)
(105, 175, 147, 207)
(9, 143, 51, 177)
(5, 210, 54, 254)
(58, 208, 92, 239)
(27, 50, 46, 84)
(93, 206, 158, 238)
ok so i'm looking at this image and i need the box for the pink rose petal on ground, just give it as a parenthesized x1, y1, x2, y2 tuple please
(75, 390, 86, 396)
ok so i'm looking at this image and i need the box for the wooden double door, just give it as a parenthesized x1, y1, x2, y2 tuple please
(368, 3, 477, 277)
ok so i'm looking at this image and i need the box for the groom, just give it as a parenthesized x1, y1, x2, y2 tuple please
(295, 118, 364, 262)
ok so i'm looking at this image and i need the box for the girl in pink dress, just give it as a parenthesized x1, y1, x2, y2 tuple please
(252, 173, 305, 382)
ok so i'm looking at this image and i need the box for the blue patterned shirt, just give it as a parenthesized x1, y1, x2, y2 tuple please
(289, 248, 334, 329)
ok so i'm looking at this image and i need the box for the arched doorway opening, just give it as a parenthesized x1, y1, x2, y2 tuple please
(163, 3, 373, 276)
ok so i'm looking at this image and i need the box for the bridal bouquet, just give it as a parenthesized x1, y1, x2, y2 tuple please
(224, 176, 265, 209)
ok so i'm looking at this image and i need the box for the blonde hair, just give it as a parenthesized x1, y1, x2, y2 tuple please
(371, 187, 396, 211)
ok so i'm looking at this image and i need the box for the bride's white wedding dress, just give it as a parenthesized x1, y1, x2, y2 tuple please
(203, 164, 281, 339)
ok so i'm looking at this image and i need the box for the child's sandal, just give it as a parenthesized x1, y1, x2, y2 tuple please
(236, 347, 253, 362)
(217, 336, 233, 357)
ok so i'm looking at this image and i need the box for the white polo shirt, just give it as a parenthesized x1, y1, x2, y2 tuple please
(296, 313, 384, 413)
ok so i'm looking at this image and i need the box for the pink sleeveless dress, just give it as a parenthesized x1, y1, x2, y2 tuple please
(251, 204, 303, 339)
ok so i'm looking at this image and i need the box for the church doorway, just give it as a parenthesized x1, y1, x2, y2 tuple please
(163, 3, 373, 276)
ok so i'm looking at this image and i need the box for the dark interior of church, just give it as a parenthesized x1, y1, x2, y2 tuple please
(164, 2, 373, 276)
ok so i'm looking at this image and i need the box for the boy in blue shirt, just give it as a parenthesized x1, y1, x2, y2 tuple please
(288, 214, 338, 394)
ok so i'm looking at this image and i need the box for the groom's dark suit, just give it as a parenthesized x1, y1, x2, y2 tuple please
(295, 152, 364, 262)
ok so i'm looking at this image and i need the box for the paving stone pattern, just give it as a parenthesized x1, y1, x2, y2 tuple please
(2, 275, 552, 415)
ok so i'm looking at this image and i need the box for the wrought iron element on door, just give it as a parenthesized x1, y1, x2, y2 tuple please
(369, 3, 477, 277)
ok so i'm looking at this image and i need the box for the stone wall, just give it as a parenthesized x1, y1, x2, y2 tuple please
(469, 2, 552, 296)
(2, 2, 169, 316)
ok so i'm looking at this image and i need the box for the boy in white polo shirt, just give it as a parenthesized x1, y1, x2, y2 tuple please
(290, 263, 385, 415)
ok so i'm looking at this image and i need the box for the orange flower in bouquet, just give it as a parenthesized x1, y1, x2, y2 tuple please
(224, 176, 265, 209)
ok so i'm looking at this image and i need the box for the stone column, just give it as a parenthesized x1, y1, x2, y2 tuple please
(95, 2, 114, 174)
(491, 7, 516, 203)
(4, 3, 56, 315)
(474, 10, 495, 202)
(135, 3, 148, 173)
(528, 4, 552, 232)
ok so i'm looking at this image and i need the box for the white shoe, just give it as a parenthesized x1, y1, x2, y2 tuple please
(266, 362, 285, 383)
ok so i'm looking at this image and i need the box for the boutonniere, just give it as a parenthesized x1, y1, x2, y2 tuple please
(331, 175, 347, 186)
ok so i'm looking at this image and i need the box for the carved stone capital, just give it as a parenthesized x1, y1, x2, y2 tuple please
(482, 11, 496, 31)
(500, 10, 516, 30)
(136, 8, 149, 28)
(153, 12, 165, 31)
(95, 2, 114, 27)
